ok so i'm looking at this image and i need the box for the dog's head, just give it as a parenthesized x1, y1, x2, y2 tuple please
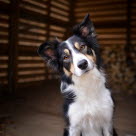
(38, 14, 101, 77)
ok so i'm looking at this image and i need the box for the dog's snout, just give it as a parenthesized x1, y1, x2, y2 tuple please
(78, 59, 88, 70)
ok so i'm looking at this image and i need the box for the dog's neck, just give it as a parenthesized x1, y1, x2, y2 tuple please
(71, 67, 106, 99)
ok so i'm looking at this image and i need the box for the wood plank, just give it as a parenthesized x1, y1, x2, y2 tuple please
(50, 3, 69, 12)
(18, 67, 46, 71)
(19, 22, 47, 30)
(55, 0, 70, 6)
(19, 45, 38, 56)
(18, 70, 45, 76)
(19, 29, 46, 37)
(76, 10, 126, 18)
(50, 13, 69, 22)
(51, 7, 69, 17)
(19, 18, 47, 27)
(96, 30, 126, 34)
(76, 0, 127, 7)
(95, 22, 127, 28)
(75, 4, 126, 13)
(51, 0, 70, 11)
(19, 45, 38, 51)
(26, 0, 48, 7)
(19, 33, 46, 41)
(18, 73, 45, 79)
(20, 2, 48, 15)
(49, 28, 65, 34)
(19, 37, 46, 43)
(21, 1, 47, 11)
(19, 60, 44, 64)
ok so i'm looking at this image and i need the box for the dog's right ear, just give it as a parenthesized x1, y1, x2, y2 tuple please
(37, 40, 59, 71)
(73, 14, 96, 38)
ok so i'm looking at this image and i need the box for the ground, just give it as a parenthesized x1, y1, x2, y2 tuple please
(0, 81, 136, 136)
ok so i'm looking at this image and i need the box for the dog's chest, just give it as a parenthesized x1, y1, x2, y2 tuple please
(67, 70, 113, 132)
(68, 92, 112, 123)
(68, 89, 112, 123)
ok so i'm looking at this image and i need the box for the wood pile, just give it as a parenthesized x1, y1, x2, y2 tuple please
(101, 45, 135, 93)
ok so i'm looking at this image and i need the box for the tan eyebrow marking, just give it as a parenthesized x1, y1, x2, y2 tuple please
(64, 49, 70, 55)
(74, 42, 80, 50)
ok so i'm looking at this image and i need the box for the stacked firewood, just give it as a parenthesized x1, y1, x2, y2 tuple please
(101, 45, 136, 94)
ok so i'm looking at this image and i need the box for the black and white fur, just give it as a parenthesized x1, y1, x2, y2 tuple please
(38, 14, 117, 136)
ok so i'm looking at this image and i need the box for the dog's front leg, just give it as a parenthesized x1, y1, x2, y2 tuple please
(68, 114, 81, 136)
(69, 125, 81, 136)
(68, 103, 82, 136)
(63, 126, 81, 136)
(103, 123, 113, 136)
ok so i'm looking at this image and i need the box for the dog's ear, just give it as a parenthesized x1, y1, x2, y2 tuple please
(37, 40, 60, 71)
(73, 14, 96, 38)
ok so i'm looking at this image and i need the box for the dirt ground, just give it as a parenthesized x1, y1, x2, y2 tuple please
(0, 81, 136, 136)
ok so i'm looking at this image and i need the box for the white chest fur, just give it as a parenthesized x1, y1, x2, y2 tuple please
(67, 68, 114, 136)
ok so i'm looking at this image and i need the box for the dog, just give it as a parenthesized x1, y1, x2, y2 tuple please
(38, 14, 117, 136)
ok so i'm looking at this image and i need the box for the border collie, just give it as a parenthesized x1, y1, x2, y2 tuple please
(38, 14, 117, 136)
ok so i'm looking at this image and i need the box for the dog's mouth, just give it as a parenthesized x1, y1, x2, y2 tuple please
(84, 69, 90, 74)
(84, 64, 94, 74)
(82, 69, 92, 75)
(75, 66, 94, 77)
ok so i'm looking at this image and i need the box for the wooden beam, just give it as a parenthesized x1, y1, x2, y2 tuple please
(64, 0, 76, 39)
(8, 0, 20, 94)
(125, 0, 132, 66)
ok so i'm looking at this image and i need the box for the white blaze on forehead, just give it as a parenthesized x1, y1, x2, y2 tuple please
(65, 40, 94, 76)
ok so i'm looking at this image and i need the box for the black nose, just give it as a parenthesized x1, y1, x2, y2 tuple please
(78, 59, 88, 70)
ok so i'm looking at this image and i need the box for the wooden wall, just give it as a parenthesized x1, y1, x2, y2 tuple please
(0, 0, 135, 94)
(0, 0, 73, 93)
(74, 0, 136, 93)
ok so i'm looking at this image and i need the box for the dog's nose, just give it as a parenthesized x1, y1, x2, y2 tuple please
(78, 59, 88, 70)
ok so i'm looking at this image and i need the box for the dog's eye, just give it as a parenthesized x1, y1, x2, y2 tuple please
(80, 45, 85, 50)
(64, 55, 69, 60)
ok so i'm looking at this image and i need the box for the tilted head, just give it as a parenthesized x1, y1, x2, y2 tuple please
(38, 14, 101, 77)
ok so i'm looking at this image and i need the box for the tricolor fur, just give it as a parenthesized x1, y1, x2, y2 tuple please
(38, 14, 117, 136)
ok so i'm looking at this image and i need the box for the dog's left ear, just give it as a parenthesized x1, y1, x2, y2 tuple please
(73, 14, 96, 38)
(37, 39, 60, 71)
